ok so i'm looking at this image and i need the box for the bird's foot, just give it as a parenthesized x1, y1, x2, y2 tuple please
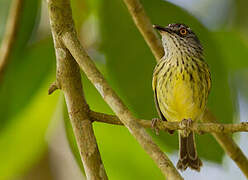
(152, 118, 161, 135)
(152, 118, 174, 135)
(180, 118, 193, 137)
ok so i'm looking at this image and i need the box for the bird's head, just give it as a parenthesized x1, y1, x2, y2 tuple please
(153, 23, 203, 58)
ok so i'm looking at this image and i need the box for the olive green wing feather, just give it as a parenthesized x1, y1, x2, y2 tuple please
(154, 89, 167, 121)
(152, 69, 167, 121)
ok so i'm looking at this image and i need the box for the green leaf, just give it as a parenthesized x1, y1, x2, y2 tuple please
(0, 0, 41, 52)
(0, 77, 59, 180)
(71, 0, 89, 31)
(93, 123, 164, 180)
(15, 0, 41, 49)
(98, 0, 234, 163)
(212, 31, 248, 71)
(0, 0, 45, 129)
(0, 38, 55, 129)
(0, 38, 56, 178)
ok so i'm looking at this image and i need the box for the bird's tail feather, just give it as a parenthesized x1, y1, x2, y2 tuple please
(177, 131, 202, 171)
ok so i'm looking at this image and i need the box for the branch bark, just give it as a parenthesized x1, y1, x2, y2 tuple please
(89, 111, 248, 134)
(47, 0, 108, 179)
(0, 0, 23, 81)
(122, 0, 248, 178)
(202, 109, 248, 178)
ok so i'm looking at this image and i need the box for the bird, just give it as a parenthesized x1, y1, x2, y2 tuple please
(152, 23, 211, 171)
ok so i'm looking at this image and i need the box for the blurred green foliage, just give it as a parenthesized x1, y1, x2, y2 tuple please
(1, 0, 248, 179)
(0, 0, 43, 128)
(0, 0, 57, 179)
(213, 31, 248, 71)
(0, 79, 59, 180)
(0, 39, 55, 128)
(98, 0, 233, 163)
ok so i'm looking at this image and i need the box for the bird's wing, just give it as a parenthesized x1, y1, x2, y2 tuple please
(152, 71, 167, 121)
(206, 66, 211, 94)
(154, 89, 167, 121)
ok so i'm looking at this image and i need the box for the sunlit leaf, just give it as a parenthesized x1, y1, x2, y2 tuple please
(0, 38, 55, 129)
(0, 78, 59, 180)
(0, 0, 44, 129)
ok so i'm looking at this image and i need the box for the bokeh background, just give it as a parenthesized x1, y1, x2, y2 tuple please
(0, 0, 248, 179)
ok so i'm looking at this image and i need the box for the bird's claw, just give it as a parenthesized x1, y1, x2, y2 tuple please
(152, 118, 160, 135)
(180, 118, 193, 137)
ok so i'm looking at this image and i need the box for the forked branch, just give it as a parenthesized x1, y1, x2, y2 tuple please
(62, 30, 183, 180)
(47, 0, 183, 179)
(47, 0, 108, 179)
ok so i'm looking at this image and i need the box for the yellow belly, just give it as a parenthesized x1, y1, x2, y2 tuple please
(168, 80, 200, 121)
(153, 57, 211, 123)
(156, 71, 206, 122)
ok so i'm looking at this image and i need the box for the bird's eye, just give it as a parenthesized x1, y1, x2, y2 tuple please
(179, 28, 187, 35)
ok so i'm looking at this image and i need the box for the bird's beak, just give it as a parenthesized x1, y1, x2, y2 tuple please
(153, 24, 170, 33)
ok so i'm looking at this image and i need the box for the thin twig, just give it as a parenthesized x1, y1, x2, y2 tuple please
(122, 0, 248, 177)
(0, 0, 23, 81)
(47, 0, 108, 179)
(48, 82, 59, 95)
(61, 25, 183, 180)
(90, 111, 248, 134)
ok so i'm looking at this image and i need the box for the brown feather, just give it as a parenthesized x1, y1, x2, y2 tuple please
(177, 132, 202, 171)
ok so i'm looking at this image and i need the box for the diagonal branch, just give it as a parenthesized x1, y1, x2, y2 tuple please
(57, 4, 183, 178)
(62, 30, 183, 180)
(122, 0, 248, 178)
(123, 0, 164, 61)
(47, 0, 108, 179)
(89, 111, 248, 134)
(202, 109, 248, 177)
(0, 0, 23, 81)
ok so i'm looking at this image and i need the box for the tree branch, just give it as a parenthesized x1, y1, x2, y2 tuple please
(89, 111, 248, 133)
(202, 109, 248, 178)
(60, 16, 183, 180)
(0, 0, 23, 81)
(48, 81, 59, 95)
(122, 0, 248, 177)
(47, 0, 108, 179)
(123, 0, 164, 61)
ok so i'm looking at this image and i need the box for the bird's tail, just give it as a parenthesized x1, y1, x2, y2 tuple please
(177, 131, 202, 171)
